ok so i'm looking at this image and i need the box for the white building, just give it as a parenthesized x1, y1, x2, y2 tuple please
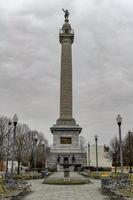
(87, 145, 112, 168)
(5, 161, 19, 173)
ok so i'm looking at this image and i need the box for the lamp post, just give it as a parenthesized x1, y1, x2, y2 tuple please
(95, 134, 98, 175)
(5, 119, 12, 176)
(88, 142, 90, 170)
(116, 114, 123, 177)
(42, 141, 45, 170)
(33, 135, 38, 172)
(128, 131, 132, 173)
(11, 114, 18, 179)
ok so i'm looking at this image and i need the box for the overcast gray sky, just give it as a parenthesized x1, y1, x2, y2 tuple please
(0, 0, 133, 145)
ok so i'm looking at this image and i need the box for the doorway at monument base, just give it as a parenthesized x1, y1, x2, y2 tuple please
(46, 151, 87, 171)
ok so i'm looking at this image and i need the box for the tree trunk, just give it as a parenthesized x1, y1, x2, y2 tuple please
(115, 162, 117, 173)
(17, 160, 21, 174)
(114, 154, 117, 173)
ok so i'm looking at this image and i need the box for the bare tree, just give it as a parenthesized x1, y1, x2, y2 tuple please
(123, 132, 133, 170)
(35, 132, 48, 170)
(0, 116, 9, 161)
(106, 136, 120, 173)
(19, 130, 49, 171)
(0, 114, 49, 173)
(15, 123, 31, 174)
(15, 126, 49, 173)
(25, 130, 39, 170)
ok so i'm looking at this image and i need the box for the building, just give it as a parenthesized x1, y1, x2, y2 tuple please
(46, 11, 86, 170)
(0, 161, 6, 171)
(87, 145, 112, 168)
(0, 160, 19, 173)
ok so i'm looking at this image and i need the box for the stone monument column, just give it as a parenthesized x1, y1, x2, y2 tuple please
(57, 17, 75, 125)
(47, 11, 87, 170)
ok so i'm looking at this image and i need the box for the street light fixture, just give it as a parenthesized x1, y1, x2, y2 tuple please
(11, 114, 18, 179)
(42, 141, 45, 169)
(94, 134, 98, 175)
(33, 135, 38, 172)
(88, 142, 90, 170)
(128, 131, 132, 173)
(116, 114, 123, 177)
(5, 119, 12, 176)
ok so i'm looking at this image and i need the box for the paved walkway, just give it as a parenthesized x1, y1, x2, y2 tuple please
(24, 172, 109, 200)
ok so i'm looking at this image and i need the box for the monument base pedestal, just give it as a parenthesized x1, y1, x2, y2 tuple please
(46, 122, 86, 170)
(56, 117, 76, 126)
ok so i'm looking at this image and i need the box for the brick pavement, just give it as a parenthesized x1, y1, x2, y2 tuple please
(24, 172, 108, 200)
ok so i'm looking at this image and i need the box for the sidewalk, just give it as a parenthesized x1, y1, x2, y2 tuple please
(24, 172, 108, 200)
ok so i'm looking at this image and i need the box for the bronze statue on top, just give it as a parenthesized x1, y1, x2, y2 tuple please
(62, 8, 70, 21)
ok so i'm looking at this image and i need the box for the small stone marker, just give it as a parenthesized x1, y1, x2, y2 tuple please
(64, 169, 70, 181)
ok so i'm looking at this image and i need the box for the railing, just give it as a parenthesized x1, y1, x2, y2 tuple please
(59, 29, 74, 34)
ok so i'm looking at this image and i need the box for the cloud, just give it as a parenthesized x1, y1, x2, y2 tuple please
(0, 0, 133, 145)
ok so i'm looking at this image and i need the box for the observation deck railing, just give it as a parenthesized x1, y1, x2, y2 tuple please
(59, 29, 74, 34)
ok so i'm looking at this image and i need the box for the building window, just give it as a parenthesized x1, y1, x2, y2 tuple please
(60, 137, 72, 144)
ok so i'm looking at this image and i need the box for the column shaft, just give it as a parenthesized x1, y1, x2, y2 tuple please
(60, 39, 72, 119)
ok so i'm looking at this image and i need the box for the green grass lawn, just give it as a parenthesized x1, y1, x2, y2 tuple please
(43, 178, 91, 185)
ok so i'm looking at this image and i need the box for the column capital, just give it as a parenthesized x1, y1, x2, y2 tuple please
(59, 32, 74, 44)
